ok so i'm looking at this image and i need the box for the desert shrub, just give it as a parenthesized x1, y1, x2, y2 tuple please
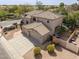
(34, 47, 41, 56)
(47, 44, 55, 53)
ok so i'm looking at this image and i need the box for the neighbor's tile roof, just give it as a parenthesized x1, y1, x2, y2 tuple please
(0, 20, 21, 28)
(25, 10, 63, 20)
(32, 11, 63, 20)
(23, 22, 50, 36)
(25, 10, 43, 15)
(25, 15, 31, 19)
(23, 22, 41, 29)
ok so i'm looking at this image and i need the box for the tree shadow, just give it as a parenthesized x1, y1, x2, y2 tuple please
(77, 52, 79, 56)
(55, 44, 63, 52)
(48, 51, 57, 57)
(34, 54, 42, 59)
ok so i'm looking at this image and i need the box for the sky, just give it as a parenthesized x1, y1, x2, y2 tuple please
(0, 0, 78, 5)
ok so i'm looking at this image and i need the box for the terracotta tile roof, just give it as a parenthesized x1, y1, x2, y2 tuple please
(25, 10, 43, 15)
(23, 22, 50, 36)
(0, 20, 21, 28)
(32, 11, 63, 20)
(25, 10, 63, 20)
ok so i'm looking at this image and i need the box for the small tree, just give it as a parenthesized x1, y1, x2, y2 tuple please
(55, 26, 66, 37)
(59, 2, 64, 7)
(47, 44, 55, 53)
(34, 47, 41, 56)
(36, 1, 44, 10)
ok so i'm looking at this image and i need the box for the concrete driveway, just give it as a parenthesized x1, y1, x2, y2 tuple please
(8, 30, 34, 56)
(0, 33, 24, 59)
(0, 43, 11, 59)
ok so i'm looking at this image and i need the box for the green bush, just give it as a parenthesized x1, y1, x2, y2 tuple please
(47, 44, 55, 53)
(34, 47, 41, 56)
(55, 26, 66, 36)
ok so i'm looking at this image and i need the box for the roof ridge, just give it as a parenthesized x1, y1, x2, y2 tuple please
(33, 23, 42, 28)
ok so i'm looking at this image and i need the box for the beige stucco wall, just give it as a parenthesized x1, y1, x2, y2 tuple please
(65, 31, 79, 53)
(36, 17, 52, 30)
(22, 18, 31, 24)
(53, 37, 67, 47)
(53, 36, 79, 53)
(30, 30, 50, 44)
(30, 30, 43, 43)
(22, 27, 30, 36)
(53, 30, 79, 53)
(22, 27, 43, 44)
(42, 32, 50, 42)
(36, 17, 63, 34)
(23, 16, 63, 35)
(54, 37, 79, 53)
(66, 42, 79, 53)
(22, 26, 50, 44)
(52, 18, 63, 33)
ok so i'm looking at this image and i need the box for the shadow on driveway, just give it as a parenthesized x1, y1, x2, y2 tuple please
(35, 54, 42, 59)
(55, 44, 63, 52)
(48, 51, 57, 57)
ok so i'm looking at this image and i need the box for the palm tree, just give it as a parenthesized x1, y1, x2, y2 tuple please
(36, 0, 44, 10)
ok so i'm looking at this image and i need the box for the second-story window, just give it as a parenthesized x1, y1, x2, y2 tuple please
(47, 20, 49, 23)
(26, 21, 28, 24)
(24, 14, 27, 16)
(33, 17, 36, 21)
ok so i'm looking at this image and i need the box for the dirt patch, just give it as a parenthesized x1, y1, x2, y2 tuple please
(3, 28, 20, 40)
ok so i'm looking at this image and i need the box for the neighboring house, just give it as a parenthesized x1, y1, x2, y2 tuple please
(22, 22, 51, 44)
(0, 20, 21, 28)
(22, 10, 63, 34)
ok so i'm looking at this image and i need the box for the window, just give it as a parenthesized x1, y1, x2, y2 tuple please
(33, 17, 36, 21)
(20, 20, 24, 25)
(24, 14, 27, 16)
(47, 20, 49, 23)
(26, 21, 28, 24)
(37, 20, 41, 22)
(0, 26, 2, 28)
